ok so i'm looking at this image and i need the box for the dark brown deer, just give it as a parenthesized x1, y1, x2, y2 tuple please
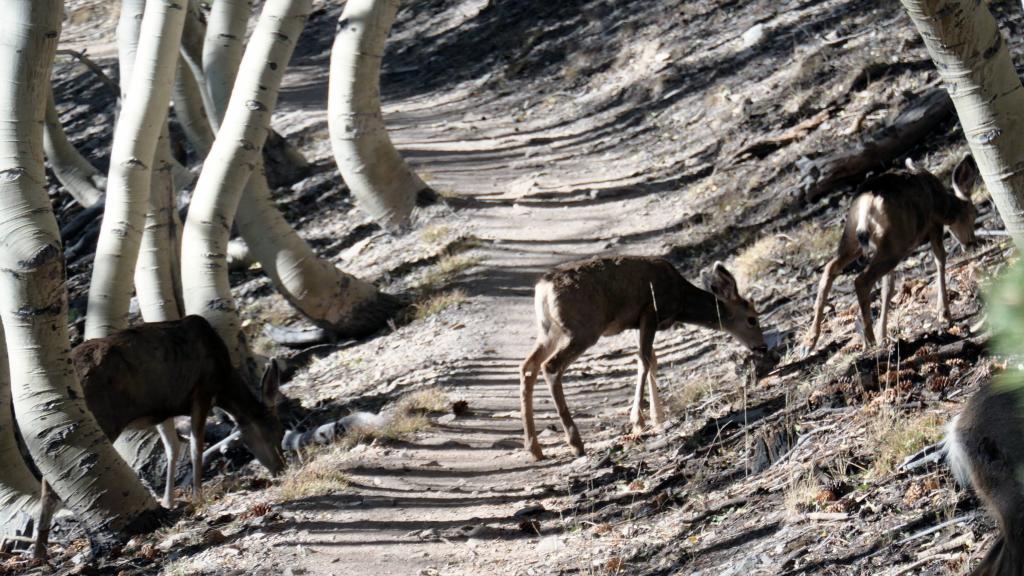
(805, 155, 979, 351)
(33, 315, 285, 558)
(519, 256, 766, 460)
(947, 382, 1024, 576)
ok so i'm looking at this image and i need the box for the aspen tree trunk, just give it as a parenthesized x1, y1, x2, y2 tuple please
(135, 122, 185, 322)
(43, 85, 105, 207)
(235, 168, 400, 335)
(0, 328, 41, 538)
(901, 0, 1024, 249)
(198, 0, 393, 335)
(85, 0, 188, 338)
(182, 0, 311, 375)
(329, 0, 427, 230)
(0, 0, 159, 538)
(172, 59, 214, 158)
(202, 0, 250, 134)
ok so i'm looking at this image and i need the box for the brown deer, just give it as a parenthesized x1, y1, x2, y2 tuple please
(946, 382, 1024, 575)
(519, 256, 766, 460)
(33, 315, 286, 558)
(805, 155, 979, 351)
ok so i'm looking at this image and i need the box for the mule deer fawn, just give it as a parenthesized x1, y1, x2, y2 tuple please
(805, 155, 978, 351)
(33, 315, 285, 557)
(947, 382, 1024, 575)
(519, 256, 766, 460)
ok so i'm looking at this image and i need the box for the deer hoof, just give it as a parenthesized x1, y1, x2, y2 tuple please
(526, 442, 545, 461)
(571, 443, 585, 457)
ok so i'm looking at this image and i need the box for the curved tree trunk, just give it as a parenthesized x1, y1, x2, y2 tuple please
(182, 0, 311, 376)
(901, 0, 1024, 250)
(0, 0, 159, 540)
(43, 84, 105, 208)
(172, 59, 214, 158)
(235, 166, 400, 336)
(202, 0, 250, 134)
(85, 0, 188, 339)
(328, 0, 427, 230)
(135, 121, 185, 322)
(0, 328, 42, 538)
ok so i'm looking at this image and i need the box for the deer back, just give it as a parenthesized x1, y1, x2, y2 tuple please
(74, 315, 230, 439)
(541, 257, 685, 337)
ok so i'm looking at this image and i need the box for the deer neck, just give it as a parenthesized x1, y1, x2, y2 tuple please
(674, 281, 724, 329)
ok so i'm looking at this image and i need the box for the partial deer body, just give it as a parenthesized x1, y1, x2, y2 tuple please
(34, 315, 285, 558)
(947, 382, 1024, 576)
(806, 155, 978, 351)
(519, 256, 765, 460)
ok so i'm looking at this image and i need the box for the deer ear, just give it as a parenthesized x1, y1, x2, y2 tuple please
(704, 262, 740, 301)
(261, 360, 281, 405)
(952, 154, 978, 201)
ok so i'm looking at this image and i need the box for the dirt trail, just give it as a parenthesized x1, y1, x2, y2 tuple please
(274, 83, 682, 575)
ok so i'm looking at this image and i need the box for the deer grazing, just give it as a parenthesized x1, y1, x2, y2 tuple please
(33, 315, 286, 558)
(805, 155, 979, 351)
(946, 382, 1024, 576)
(519, 256, 767, 460)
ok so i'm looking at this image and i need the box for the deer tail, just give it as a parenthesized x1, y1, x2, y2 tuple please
(854, 195, 872, 250)
(944, 415, 972, 487)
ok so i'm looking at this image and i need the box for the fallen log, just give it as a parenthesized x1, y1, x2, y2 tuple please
(795, 87, 954, 203)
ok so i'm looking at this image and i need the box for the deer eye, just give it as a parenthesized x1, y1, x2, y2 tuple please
(747, 317, 758, 327)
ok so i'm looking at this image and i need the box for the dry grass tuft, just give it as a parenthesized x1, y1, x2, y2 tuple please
(419, 224, 452, 245)
(419, 254, 481, 290)
(413, 289, 468, 320)
(866, 409, 943, 477)
(783, 472, 823, 517)
(277, 445, 350, 501)
(666, 378, 715, 413)
(731, 222, 842, 290)
(396, 387, 450, 415)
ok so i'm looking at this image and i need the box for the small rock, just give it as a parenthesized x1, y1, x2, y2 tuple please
(740, 24, 765, 49)
(438, 413, 456, 424)
(514, 502, 546, 517)
(536, 535, 563, 554)
(202, 528, 226, 545)
(157, 531, 192, 552)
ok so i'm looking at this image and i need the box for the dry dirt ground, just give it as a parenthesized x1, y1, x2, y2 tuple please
(13, 0, 1024, 574)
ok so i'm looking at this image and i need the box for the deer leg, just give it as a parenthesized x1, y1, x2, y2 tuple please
(520, 339, 550, 461)
(541, 336, 592, 457)
(630, 356, 648, 434)
(854, 258, 899, 350)
(189, 398, 210, 505)
(647, 350, 665, 428)
(877, 273, 894, 344)
(33, 479, 59, 559)
(931, 233, 951, 323)
(630, 310, 658, 432)
(807, 248, 858, 350)
(156, 419, 181, 508)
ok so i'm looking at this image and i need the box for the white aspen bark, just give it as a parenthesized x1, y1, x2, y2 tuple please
(0, 0, 159, 537)
(43, 85, 105, 208)
(172, 59, 214, 157)
(901, 0, 1024, 249)
(179, 0, 213, 107)
(328, 0, 427, 230)
(182, 0, 311, 374)
(135, 122, 184, 322)
(0, 327, 41, 537)
(202, 0, 250, 133)
(235, 165, 398, 335)
(85, 0, 188, 339)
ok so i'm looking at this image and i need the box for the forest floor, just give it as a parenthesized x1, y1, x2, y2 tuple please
(13, 0, 1024, 574)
